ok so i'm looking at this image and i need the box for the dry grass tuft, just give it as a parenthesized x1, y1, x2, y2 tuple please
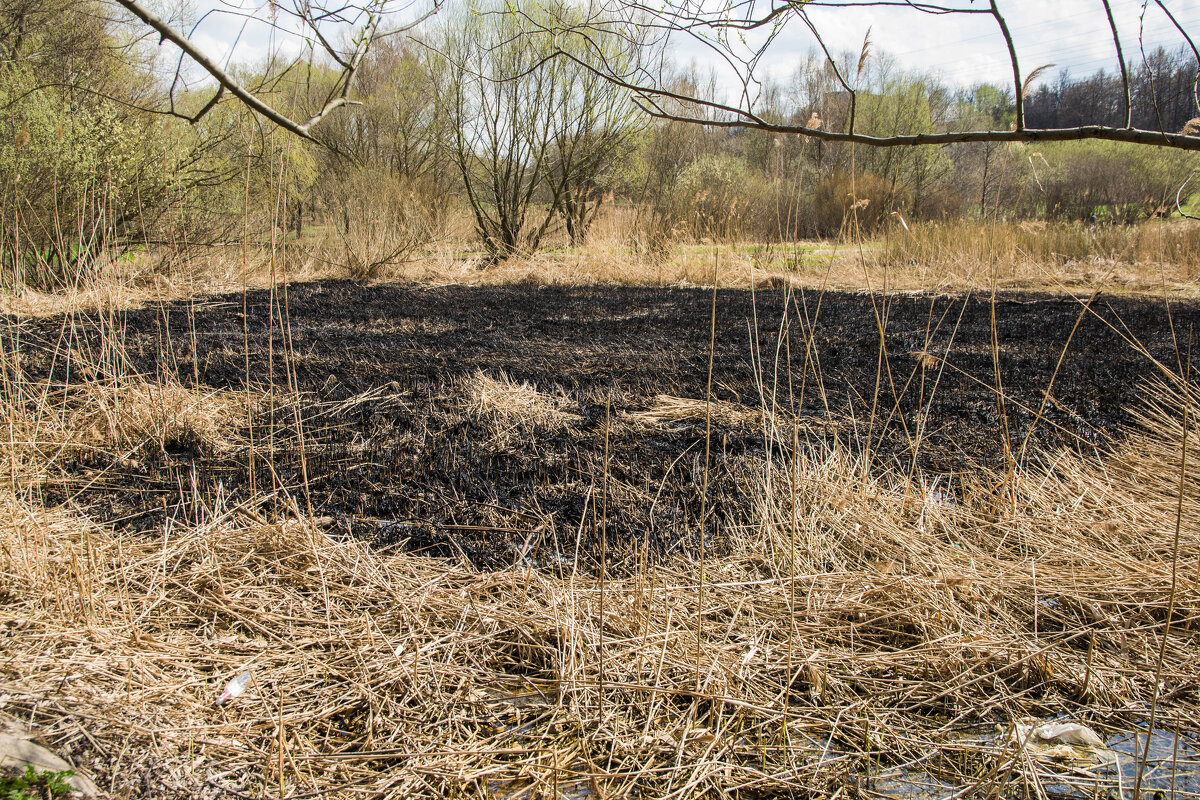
(909, 349, 941, 369)
(630, 394, 762, 429)
(1, 378, 263, 483)
(73, 380, 260, 456)
(463, 369, 578, 428)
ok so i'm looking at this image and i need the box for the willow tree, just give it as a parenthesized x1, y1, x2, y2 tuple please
(433, 0, 643, 259)
(0, 0, 196, 288)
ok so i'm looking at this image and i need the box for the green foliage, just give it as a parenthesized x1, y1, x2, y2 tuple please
(0, 66, 175, 287)
(310, 38, 448, 196)
(672, 154, 757, 240)
(1018, 140, 1195, 222)
(813, 170, 900, 237)
(853, 79, 954, 216)
(0, 0, 230, 290)
(962, 83, 1016, 130)
(3, 0, 1191, 282)
(0, 766, 74, 800)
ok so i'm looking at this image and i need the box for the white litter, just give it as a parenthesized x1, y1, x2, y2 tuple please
(1032, 722, 1106, 748)
(1011, 718, 1109, 762)
(216, 671, 252, 706)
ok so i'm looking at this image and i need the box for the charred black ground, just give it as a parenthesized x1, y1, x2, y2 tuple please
(15, 281, 1200, 569)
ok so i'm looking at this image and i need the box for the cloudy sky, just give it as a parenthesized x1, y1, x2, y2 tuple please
(172, 0, 1199, 101)
(674, 0, 1200, 98)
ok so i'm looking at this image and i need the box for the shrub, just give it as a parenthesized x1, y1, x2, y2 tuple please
(812, 170, 904, 237)
(311, 170, 436, 282)
(1018, 141, 1195, 223)
(671, 154, 756, 241)
(0, 69, 186, 289)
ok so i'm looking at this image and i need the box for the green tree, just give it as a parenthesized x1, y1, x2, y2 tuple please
(0, 0, 202, 288)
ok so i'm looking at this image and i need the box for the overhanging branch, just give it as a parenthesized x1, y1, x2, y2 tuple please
(114, 0, 441, 142)
(535, 0, 1200, 152)
(540, 45, 1200, 152)
(114, 0, 323, 141)
(642, 105, 1200, 150)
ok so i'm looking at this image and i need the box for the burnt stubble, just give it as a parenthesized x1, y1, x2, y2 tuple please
(16, 281, 1199, 568)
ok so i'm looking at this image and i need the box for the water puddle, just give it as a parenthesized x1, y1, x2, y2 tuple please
(473, 696, 1199, 800)
(875, 722, 1200, 800)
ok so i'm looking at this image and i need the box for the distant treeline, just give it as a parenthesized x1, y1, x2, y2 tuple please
(1025, 46, 1198, 133)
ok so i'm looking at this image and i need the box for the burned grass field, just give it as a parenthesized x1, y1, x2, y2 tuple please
(4, 280, 1200, 799)
(14, 280, 1200, 568)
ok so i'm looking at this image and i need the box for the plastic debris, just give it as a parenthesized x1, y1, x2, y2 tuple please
(1011, 718, 1109, 762)
(216, 671, 251, 706)
(1032, 722, 1105, 748)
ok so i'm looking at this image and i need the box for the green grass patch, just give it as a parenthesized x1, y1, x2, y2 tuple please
(1, 766, 75, 800)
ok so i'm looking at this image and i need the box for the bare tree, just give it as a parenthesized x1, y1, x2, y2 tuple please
(542, 1, 645, 246)
(431, 0, 644, 258)
(432, 4, 563, 258)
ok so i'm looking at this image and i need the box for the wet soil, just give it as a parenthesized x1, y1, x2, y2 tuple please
(13, 281, 1200, 568)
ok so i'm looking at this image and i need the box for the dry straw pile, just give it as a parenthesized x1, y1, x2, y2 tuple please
(630, 395, 762, 430)
(1, 369, 1198, 798)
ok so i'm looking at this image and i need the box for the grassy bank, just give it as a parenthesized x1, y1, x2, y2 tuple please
(3, 218, 1200, 321)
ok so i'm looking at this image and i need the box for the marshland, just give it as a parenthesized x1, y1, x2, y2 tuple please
(2, 1, 1200, 798)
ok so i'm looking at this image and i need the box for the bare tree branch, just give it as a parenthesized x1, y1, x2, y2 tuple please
(639, 103, 1200, 150)
(115, 0, 319, 140)
(1152, 0, 1199, 119)
(1100, 0, 1132, 129)
(1177, 169, 1199, 220)
(537, 43, 1200, 152)
(113, 0, 441, 142)
(989, 0, 1024, 130)
(520, 0, 1200, 152)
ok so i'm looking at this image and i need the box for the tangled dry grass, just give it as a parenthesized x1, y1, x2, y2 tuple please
(0, 377, 262, 487)
(1, 371, 1198, 798)
(628, 395, 762, 430)
(465, 370, 579, 429)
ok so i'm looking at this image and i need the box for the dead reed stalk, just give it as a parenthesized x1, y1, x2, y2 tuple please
(1, 376, 1197, 798)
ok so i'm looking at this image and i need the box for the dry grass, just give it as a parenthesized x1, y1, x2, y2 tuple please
(0, 377, 263, 485)
(372, 213, 1200, 298)
(464, 370, 579, 428)
(2, 217, 1200, 797)
(0, 244, 331, 319)
(372, 240, 794, 290)
(629, 395, 763, 429)
(5, 215, 1198, 322)
(1, 369, 1197, 798)
(867, 219, 1200, 296)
